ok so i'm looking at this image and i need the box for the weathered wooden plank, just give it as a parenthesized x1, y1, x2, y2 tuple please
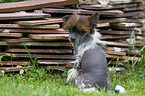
(0, 24, 60, 29)
(110, 22, 143, 28)
(110, 26, 135, 30)
(101, 35, 130, 40)
(29, 34, 69, 40)
(107, 47, 139, 53)
(106, 54, 127, 59)
(141, 28, 145, 31)
(106, 54, 141, 61)
(17, 18, 63, 26)
(1, 38, 34, 43)
(0, 29, 68, 34)
(0, 41, 8, 45)
(105, 50, 126, 56)
(126, 19, 145, 23)
(104, 41, 132, 47)
(64, 64, 73, 68)
(0, 13, 51, 20)
(0, 17, 47, 21)
(99, 18, 127, 23)
(135, 43, 145, 47)
(0, 52, 16, 57)
(131, 0, 144, 3)
(0, 0, 79, 13)
(126, 50, 141, 56)
(116, 12, 144, 19)
(99, 30, 141, 35)
(108, 60, 129, 65)
(1, 36, 69, 43)
(97, 23, 109, 27)
(38, 60, 72, 65)
(110, 0, 141, 4)
(0, 33, 22, 37)
(6, 42, 74, 49)
(2, 53, 75, 60)
(104, 41, 144, 47)
(0, 66, 31, 70)
(135, 36, 144, 40)
(0, 66, 32, 72)
(79, 3, 137, 10)
(21, 42, 73, 47)
(122, 6, 145, 12)
(42, 66, 66, 71)
(0, 52, 75, 59)
(6, 49, 72, 54)
(1, 61, 30, 66)
(108, 61, 123, 66)
(42, 8, 124, 16)
(104, 12, 144, 18)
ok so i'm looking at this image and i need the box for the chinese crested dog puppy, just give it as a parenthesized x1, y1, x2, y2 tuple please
(62, 12, 111, 92)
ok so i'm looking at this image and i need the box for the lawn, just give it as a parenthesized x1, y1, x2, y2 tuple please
(0, 64, 144, 96)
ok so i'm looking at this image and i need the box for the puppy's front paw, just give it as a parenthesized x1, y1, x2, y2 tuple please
(66, 68, 79, 83)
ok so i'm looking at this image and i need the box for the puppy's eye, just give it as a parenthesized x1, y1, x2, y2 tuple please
(68, 28, 73, 32)
(79, 30, 85, 34)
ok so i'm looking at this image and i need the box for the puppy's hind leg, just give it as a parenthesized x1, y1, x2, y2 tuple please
(75, 74, 99, 92)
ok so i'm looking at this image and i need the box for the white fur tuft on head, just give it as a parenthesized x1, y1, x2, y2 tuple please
(66, 68, 79, 83)
(94, 29, 102, 38)
(92, 29, 105, 45)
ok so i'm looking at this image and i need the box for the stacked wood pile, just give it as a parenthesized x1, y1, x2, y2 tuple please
(0, 0, 78, 73)
(0, 0, 144, 73)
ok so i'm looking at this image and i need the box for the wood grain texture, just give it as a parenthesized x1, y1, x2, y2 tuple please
(0, 0, 79, 12)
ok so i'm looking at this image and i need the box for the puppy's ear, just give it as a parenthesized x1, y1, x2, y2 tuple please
(62, 12, 78, 23)
(88, 12, 100, 26)
(62, 12, 79, 29)
(72, 12, 78, 18)
(62, 15, 70, 25)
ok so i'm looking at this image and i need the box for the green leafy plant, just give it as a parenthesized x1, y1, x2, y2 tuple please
(127, 29, 145, 70)
(0, 0, 5, 3)
(22, 43, 37, 67)
(0, 54, 3, 64)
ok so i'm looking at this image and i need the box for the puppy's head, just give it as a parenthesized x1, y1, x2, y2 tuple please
(62, 12, 100, 44)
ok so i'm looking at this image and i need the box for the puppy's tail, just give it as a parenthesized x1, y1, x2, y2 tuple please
(66, 68, 79, 83)
(111, 85, 126, 94)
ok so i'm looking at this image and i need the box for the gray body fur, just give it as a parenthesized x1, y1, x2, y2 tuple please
(76, 46, 111, 91)
(74, 32, 111, 91)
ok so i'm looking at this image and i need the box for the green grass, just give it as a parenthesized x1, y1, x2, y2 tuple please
(0, 66, 144, 96)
